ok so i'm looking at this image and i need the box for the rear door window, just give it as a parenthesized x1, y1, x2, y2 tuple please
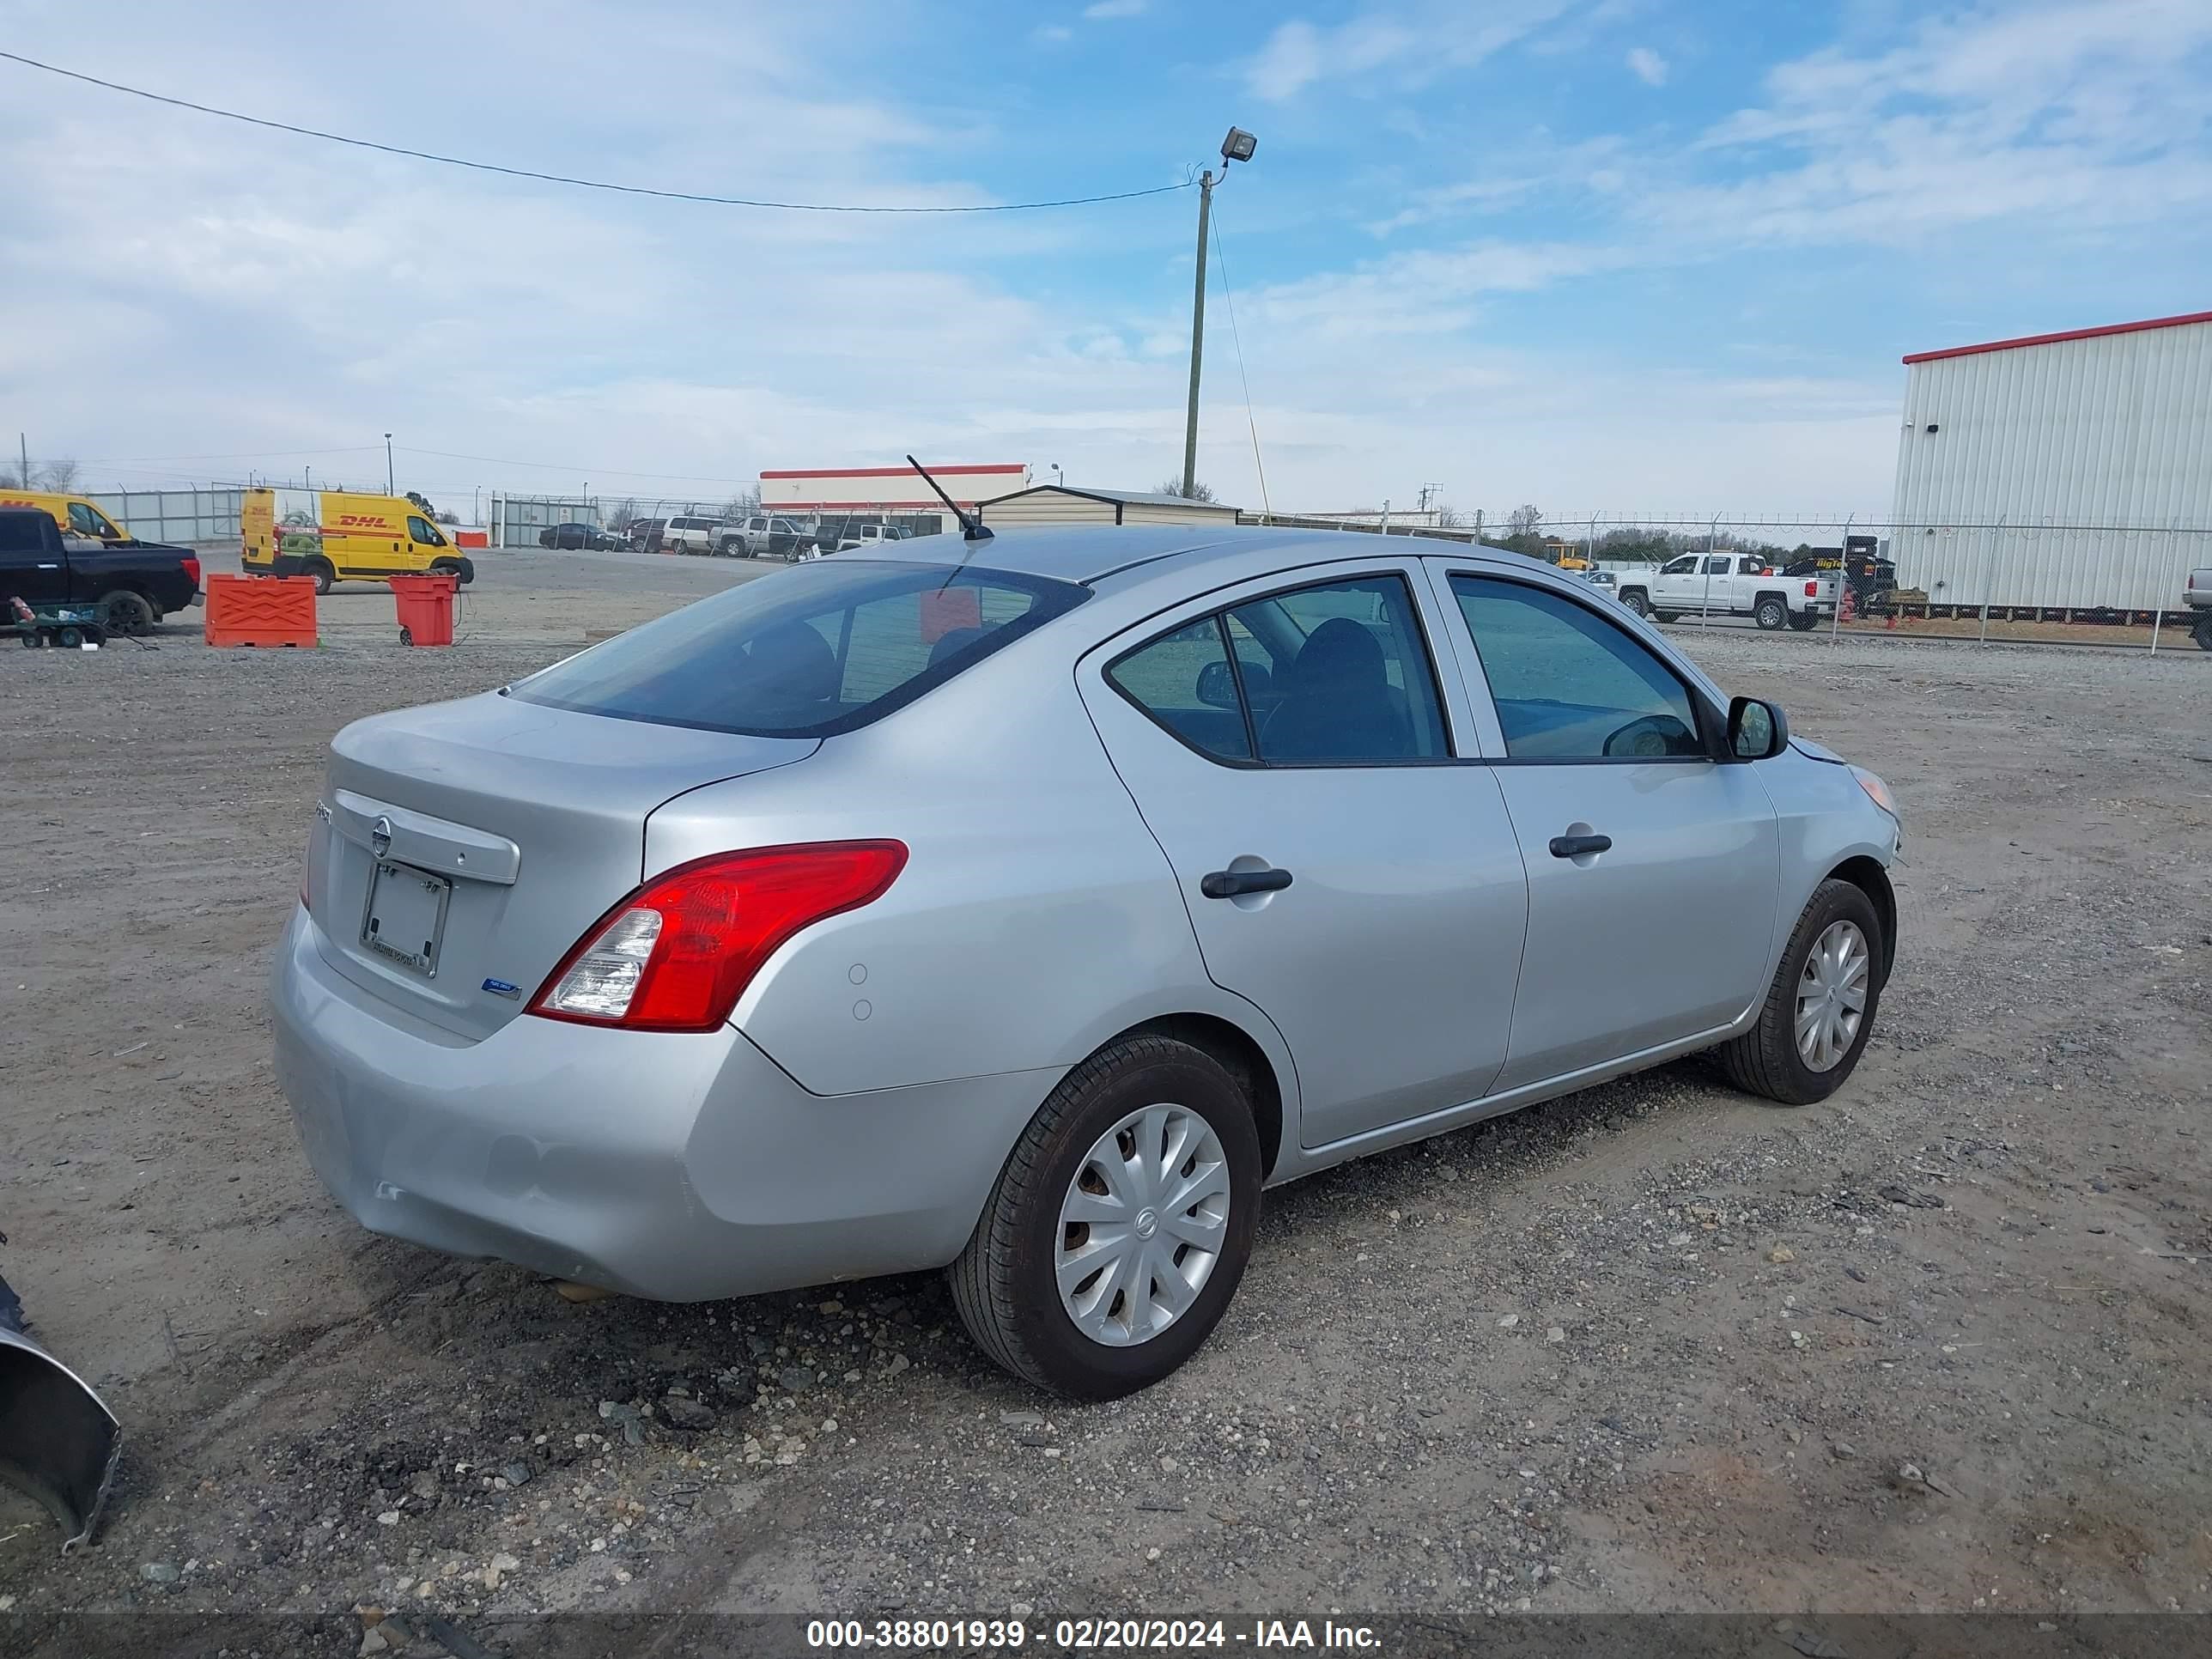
(512, 561, 1086, 737)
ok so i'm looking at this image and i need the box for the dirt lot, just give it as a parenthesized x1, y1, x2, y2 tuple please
(3, 544, 2209, 1648)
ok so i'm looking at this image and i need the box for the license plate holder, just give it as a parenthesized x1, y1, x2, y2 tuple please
(362, 860, 453, 979)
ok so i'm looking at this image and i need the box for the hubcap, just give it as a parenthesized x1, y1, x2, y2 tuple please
(1055, 1104, 1230, 1347)
(1796, 919, 1870, 1072)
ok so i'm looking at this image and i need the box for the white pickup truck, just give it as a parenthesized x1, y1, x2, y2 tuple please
(1613, 553, 1838, 631)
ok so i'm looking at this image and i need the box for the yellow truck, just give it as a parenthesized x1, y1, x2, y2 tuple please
(0, 489, 136, 544)
(240, 488, 475, 593)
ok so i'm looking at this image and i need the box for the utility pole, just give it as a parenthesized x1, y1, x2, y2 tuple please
(385, 433, 394, 495)
(18, 433, 27, 489)
(1181, 168, 1215, 501)
(1182, 127, 1257, 499)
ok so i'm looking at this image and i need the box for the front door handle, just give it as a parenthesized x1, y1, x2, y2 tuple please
(1548, 832, 1613, 859)
(1201, 866, 1294, 899)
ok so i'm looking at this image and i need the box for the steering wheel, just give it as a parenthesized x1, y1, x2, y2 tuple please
(1601, 714, 1696, 758)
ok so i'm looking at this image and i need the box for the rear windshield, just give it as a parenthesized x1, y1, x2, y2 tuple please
(510, 560, 1087, 737)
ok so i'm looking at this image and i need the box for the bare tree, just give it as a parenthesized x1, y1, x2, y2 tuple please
(1154, 476, 1217, 501)
(37, 458, 81, 490)
(1435, 504, 1468, 529)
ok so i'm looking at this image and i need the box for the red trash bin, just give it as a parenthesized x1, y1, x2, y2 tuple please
(389, 574, 458, 647)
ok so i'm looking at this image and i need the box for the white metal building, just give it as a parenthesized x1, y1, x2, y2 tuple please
(1890, 310, 2212, 614)
(975, 484, 1243, 530)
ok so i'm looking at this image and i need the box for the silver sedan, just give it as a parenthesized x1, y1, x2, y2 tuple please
(272, 526, 1900, 1397)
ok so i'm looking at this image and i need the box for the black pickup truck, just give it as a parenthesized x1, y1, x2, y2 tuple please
(0, 507, 201, 634)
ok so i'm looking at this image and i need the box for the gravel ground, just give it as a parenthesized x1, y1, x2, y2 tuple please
(3, 546, 2209, 1645)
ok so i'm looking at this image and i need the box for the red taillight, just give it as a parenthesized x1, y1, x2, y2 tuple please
(529, 842, 908, 1033)
(1804, 580, 1820, 598)
(183, 555, 202, 588)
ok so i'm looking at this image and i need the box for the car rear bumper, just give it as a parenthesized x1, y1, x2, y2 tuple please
(270, 906, 1053, 1300)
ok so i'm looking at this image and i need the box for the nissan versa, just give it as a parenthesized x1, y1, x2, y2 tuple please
(273, 526, 1900, 1397)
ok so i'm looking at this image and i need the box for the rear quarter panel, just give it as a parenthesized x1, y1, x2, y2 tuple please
(645, 636, 1294, 1102)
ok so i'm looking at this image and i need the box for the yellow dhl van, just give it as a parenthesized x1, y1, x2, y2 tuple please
(241, 488, 475, 592)
(0, 490, 137, 543)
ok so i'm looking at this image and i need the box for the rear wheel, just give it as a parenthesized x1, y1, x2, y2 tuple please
(1788, 613, 1820, 632)
(950, 1036, 1261, 1399)
(98, 590, 155, 635)
(1652, 610, 1678, 623)
(1754, 595, 1789, 631)
(304, 557, 335, 596)
(1717, 878, 1884, 1105)
(2194, 615, 2212, 651)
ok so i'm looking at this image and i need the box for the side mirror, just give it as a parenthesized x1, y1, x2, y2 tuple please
(1727, 696, 1789, 760)
(1195, 659, 1240, 709)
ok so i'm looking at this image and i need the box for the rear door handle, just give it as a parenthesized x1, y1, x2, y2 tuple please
(1201, 866, 1293, 899)
(1548, 833, 1613, 859)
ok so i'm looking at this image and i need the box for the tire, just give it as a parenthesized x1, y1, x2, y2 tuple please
(1788, 613, 1820, 632)
(950, 1036, 1263, 1400)
(1618, 588, 1650, 618)
(1716, 878, 1885, 1106)
(304, 558, 335, 596)
(1652, 610, 1678, 624)
(398, 624, 414, 647)
(98, 589, 155, 635)
(58, 626, 84, 648)
(429, 558, 462, 580)
(1753, 595, 1789, 631)
(2194, 616, 2212, 652)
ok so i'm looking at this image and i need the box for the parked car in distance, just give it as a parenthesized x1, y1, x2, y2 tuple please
(1614, 553, 1835, 630)
(657, 515, 734, 556)
(837, 523, 915, 554)
(539, 522, 616, 550)
(1579, 569, 1619, 597)
(0, 507, 200, 634)
(733, 515, 813, 559)
(272, 526, 1900, 1398)
(2185, 566, 2212, 650)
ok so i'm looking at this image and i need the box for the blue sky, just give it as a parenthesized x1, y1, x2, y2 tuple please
(1, 0, 2207, 521)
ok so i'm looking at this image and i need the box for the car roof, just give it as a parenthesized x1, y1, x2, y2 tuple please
(865, 523, 1547, 592)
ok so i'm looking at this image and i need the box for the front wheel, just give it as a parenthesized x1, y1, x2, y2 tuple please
(1717, 878, 1884, 1105)
(1618, 589, 1650, 618)
(950, 1036, 1262, 1399)
(1754, 595, 1789, 631)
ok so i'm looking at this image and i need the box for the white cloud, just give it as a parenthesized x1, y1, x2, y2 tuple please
(1082, 0, 1146, 16)
(1245, 3, 1570, 100)
(1626, 46, 1668, 85)
(1654, 0, 2212, 248)
(1033, 23, 1073, 43)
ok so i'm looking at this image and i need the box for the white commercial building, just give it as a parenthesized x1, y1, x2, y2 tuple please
(1890, 311, 2212, 615)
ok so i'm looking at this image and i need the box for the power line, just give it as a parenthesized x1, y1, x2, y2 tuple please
(1206, 207, 1272, 522)
(0, 52, 1195, 214)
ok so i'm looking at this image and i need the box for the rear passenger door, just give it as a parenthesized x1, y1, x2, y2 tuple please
(1079, 562, 1529, 1149)
(1427, 565, 1780, 1091)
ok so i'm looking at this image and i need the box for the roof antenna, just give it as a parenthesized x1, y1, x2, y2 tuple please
(908, 454, 993, 543)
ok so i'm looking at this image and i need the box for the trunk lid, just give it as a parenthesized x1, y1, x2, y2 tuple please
(307, 691, 817, 1041)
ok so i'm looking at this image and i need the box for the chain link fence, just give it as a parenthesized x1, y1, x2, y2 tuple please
(82, 487, 244, 545)
(1389, 514, 2212, 652)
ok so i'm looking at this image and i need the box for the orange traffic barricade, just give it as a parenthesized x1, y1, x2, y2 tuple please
(390, 574, 458, 647)
(204, 574, 319, 647)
